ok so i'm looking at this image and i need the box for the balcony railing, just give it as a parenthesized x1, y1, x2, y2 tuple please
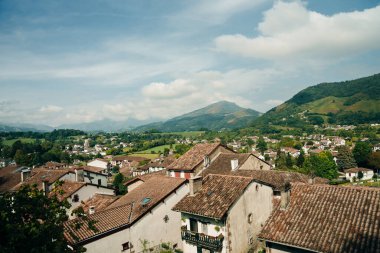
(181, 227, 224, 251)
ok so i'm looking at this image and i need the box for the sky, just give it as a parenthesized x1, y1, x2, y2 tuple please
(0, 0, 380, 127)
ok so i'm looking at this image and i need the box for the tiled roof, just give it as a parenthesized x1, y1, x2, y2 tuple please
(203, 153, 251, 173)
(112, 155, 148, 162)
(173, 174, 253, 219)
(49, 181, 86, 201)
(82, 166, 106, 173)
(0, 165, 21, 192)
(108, 175, 186, 223)
(344, 167, 372, 173)
(64, 203, 133, 244)
(167, 142, 221, 171)
(64, 174, 186, 244)
(80, 193, 119, 214)
(259, 184, 380, 253)
(204, 166, 327, 190)
(13, 168, 69, 190)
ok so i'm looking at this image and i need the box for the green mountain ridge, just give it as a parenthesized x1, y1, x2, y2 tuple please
(255, 73, 380, 128)
(134, 101, 261, 132)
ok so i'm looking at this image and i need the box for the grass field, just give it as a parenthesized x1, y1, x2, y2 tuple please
(129, 153, 160, 159)
(135, 144, 177, 154)
(157, 131, 205, 138)
(2, 138, 38, 146)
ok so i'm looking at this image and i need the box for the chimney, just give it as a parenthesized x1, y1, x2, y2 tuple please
(20, 168, 31, 182)
(42, 180, 49, 196)
(89, 206, 95, 215)
(203, 156, 210, 168)
(280, 182, 291, 210)
(231, 159, 239, 171)
(189, 176, 202, 196)
(75, 169, 84, 182)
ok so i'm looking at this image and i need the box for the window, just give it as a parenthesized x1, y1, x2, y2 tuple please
(190, 218, 198, 232)
(122, 242, 130, 251)
(201, 222, 208, 234)
(255, 185, 259, 191)
(72, 194, 79, 202)
(98, 179, 101, 186)
(248, 213, 253, 224)
(163, 215, 169, 223)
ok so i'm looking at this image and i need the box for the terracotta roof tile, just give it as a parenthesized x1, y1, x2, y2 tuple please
(64, 203, 133, 244)
(49, 181, 86, 201)
(173, 174, 253, 219)
(203, 153, 251, 173)
(64, 174, 186, 244)
(0, 165, 21, 192)
(13, 168, 69, 190)
(344, 167, 372, 173)
(259, 184, 380, 253)
(167, 143, 221, 171)
(80, 193, 119, 214)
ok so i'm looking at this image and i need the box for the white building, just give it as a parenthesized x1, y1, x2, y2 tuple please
(87, 158, 110, 170)
(64, 174, 189, 253)
(344, 168, 374, 182)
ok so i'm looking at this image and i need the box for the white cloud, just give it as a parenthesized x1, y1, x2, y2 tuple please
(39, 105, 63, 113)
(215, 2, 380, 60)
(265, 99, 284, 107)
(142, 79, 197, 99)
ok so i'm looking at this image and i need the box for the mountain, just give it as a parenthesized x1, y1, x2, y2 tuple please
(254, 73, 380, 128)
(57, 118, 155, 132)
(134, 101, 261, 132)
(0, 123, 54, 132)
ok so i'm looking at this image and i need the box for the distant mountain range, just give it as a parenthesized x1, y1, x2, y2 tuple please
(2, 73, 379, 133)
(254, 73, 380, 128)
(134, 101, 262, 132)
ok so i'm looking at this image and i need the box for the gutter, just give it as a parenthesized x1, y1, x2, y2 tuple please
(259, 238, 322, 253)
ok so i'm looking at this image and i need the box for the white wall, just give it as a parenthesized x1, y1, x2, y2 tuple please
(239, 156, 271, 171)
(227, 182, 274, 253)
(83, 183, 189, 253)
(88, 160, 108, 169)
(83, 171, 108, 186)
(345, 170, 374, 182)
(67, 184, 114, 218)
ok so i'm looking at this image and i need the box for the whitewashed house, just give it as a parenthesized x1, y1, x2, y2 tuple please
(64, 174, 189, 253)
(344, 168, 374, 182)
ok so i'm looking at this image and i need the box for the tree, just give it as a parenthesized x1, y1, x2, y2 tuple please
(304, 151, 338, 180)
(14, 149, 28, 165)
(358, 171, 364, 180)
(296, 150, 305, 167)
(0, 184, 83, 253)
(286, 153, 293, 168)
(368, 152, 380, 170)
(336, 146, 357, 171)
(353, 142, 372, 167)
(256, 137, 267, 155)
(113, 173, 127, 195)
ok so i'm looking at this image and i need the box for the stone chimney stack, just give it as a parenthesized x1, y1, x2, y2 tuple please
(280, 182, 291, 210)
(89, 206, 95, 215)
(75, 168, 84, 182)
(20, 168, 31, 182)
(42, 180, 49, 196)
(231, 159, 239, 171)
(189, 176, 202, 196)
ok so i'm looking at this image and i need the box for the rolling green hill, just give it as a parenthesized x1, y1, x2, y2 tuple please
(135, 101, 261, 132)
(254, 73, 380, 128)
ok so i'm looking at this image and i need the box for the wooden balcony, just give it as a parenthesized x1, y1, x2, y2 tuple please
(181, 228, 224, 251)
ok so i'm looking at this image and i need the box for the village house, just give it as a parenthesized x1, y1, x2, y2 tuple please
(259, 184, 380, 253)
(87, 158, 110, 171)
(173, 174, 277, 253)
(280, 147, 300, 158)
(111, 155, 148, 169)
(344, 167, 374, 182)
(132, 156, 176, 177)
(167, 143, 233, 179)
(373, 144, 380, 152)
(64, 173, 188, 253)
(49, 180, 114, 218)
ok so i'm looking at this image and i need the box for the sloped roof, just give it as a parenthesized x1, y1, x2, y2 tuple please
(13, 168, 70, 190)
(259, 184, 380, 253)
(344, 167, 372, 173)
(173, 174, 253, 219)
(112, 155, 148, 162)
(80, 193, 119, 214)
(64, 174, 186, 244)
(167, 142, 221, 171)
(49, 180, 86, 201)
(64, 203, 133, 244)
(0, 165, 21, 192)
(203, 153, 251, 174)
